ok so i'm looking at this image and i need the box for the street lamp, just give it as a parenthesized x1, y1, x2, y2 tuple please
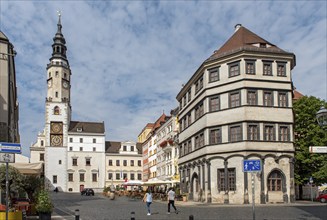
(316, 106, 327, 127)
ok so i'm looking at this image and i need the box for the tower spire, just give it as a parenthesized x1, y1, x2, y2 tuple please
(57, 10, 62, 34)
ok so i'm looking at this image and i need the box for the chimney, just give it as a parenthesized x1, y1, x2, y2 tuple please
(234, 24, 242, 32)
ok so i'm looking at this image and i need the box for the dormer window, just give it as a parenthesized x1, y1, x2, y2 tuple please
(260, 43, 267, 48)
(77, 128, 82, 132)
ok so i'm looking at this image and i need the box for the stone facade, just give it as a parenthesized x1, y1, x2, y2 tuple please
(177, 24, 296, 204)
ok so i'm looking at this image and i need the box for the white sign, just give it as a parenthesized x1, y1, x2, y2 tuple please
(309, 146, 327, 153)
(0, 153, 15, 163)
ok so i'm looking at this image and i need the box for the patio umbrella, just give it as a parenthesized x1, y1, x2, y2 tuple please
(122, 180, 144, 186)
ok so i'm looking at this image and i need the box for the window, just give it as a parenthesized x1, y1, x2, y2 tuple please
(80, 138, 83, 143)
(109, 160, 113, 166)
(55, 71, 59, 77)
(247, 90, 257, 105)
(69, 138, 73, 143)
(279, 125, 290, 141)
(217, 168, 236, 192)
(183, 96, 187, 107)
(209, 96, 220, 112)
(68, 173, 73, 182)
(130, 173, 135, 180)
(263, 61, 272, 75)
(79, 147, 83, 151)
(54, 106, 60, 115)
(40, 153, 44, 161)
(86, 158, 91, 166)
(123, 160, 127, 166)
(229, 62, 240, 77)
(131, 146, 134, 151)
(230, 91, 241, 108)
(93, 138, 96, 143)
(80, 173, 85, 182)
(72, 158, 77, 166)
(188, 140, 192, 153)
(138, 173, 142, 180)
(195, 76, 203, 93)
(55, 92, 58, 98)
(187, 113, 192, 127)
(277, 62, 286, 76)
(195, 102, 204, 120)
(230, 125, 242, 142)
(194, 136, 199, 150)
(278, 92, 288, 107)
(131, 160, 134, 166)
(123, 173, 127, 180)
(116, 160, 120, 166)
(69, 147, 73, 151)
(210, 128, 221, 144)
(263, 91, 273, 106)
(93, 147, 96, 152)
(41, 140, 44, 146)
(199, 133, 204, 148)
(92, 173, 97, 182)
(108, 173, 113, 180)
(248, 124, 259, 141)
(246, 60, 255, 74)
(53, 175, 57, 184)
(187, 89, 192, 102)
(123, 146, 127, 151)
(49, 72, 51, 77)
(138, 160, 142, 166)
(209, 67, 219, 82)
(59, 160, 62, 165)
(264, 124, 275, 141)
(268, 170, 282, 191)
(116, 173, 120, 180)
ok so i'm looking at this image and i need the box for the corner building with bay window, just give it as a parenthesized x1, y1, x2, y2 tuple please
(177, 24, 296, 204)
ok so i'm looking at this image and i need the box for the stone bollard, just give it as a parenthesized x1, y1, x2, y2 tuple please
(189, 215, 194, 220)
(22, 209, 27, 220)
(75, 209, 80, 220)
(131, 211, 135, 220)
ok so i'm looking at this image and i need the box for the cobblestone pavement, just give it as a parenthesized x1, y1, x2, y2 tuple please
(27, 192, 326, 220)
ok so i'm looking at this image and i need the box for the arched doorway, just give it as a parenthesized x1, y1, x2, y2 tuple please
(267, 169, 287, 203)
(191, 172, 200, 201)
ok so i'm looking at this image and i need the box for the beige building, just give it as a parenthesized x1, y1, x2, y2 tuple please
(105, 141, 142, 189)
(0, 31, 19, 143)
(177, 24, 296, 204)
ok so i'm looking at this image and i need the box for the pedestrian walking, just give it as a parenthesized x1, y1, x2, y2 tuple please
(143, 188, 153, 216)
(167, 187, 178, 214)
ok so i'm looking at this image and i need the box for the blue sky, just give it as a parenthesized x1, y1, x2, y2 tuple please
(0, 1, 326, 156)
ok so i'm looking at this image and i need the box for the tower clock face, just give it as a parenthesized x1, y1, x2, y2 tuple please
(51, 122, 63, 133)
(63, 81, 68, 88)
(51, 135, 63, 146)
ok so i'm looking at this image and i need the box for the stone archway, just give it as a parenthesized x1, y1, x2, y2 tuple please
(191, 172, 200, 201)
(266, 169, 287, 203)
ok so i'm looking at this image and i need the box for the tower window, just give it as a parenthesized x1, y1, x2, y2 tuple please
(55, 92, 58, 98)
(55, 71, 59, 77)
(49, 72, 51, 78)
(54, 106, 60, 115)
(64, 73, 67, 79)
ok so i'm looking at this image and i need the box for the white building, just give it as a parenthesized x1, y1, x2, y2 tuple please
(177, 24, 296, 204)
(30, 14, 106, 192)
(105, 141, 142, 189)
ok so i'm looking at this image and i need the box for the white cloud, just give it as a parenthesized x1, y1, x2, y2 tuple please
(0, 1, 326, 156)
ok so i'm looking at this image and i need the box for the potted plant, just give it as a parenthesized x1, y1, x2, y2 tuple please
(35, 190, 53, 220)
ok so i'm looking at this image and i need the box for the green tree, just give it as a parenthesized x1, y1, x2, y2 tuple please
(293, 96, 327, 198)
(0, 164, 25, 193)
(21, 175, 43, 202)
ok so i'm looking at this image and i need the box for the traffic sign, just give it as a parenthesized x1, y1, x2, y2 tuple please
(243, 159, 261, 172)
(309, 146, 327, 153)
(0, 153, 15, 163)
(0, 142, 21, 153)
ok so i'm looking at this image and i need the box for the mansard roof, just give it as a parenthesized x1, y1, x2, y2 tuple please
(68, 121, 105, 133)
(207, 24, 292, 62)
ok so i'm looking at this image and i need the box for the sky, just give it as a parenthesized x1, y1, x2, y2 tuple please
(0, 1, 326, 156)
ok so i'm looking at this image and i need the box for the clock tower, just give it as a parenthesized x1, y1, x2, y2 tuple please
(44, 13, 71, 191)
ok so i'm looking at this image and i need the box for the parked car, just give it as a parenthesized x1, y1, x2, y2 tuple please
(316, 193, 327, 203)
(81, 188, 94, 196)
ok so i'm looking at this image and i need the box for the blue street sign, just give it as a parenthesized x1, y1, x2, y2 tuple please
(0, 142, 21, 153)
(243, 159, 261, 172)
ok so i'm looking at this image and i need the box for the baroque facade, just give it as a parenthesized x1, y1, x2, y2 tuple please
(176, 24, 296, 204)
